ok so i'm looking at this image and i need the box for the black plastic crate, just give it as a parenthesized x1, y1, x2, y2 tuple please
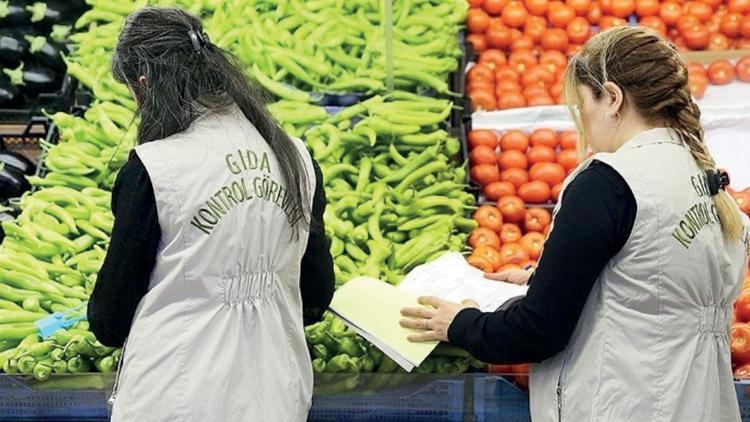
(0, 75, 77, 125)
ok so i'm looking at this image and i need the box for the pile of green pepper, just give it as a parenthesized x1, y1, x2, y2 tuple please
(207, 0, 467, 97)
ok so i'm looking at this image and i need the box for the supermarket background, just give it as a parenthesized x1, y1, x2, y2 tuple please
(0, 0, 749, 420)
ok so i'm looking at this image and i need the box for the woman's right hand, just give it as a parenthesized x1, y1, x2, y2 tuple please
(485, 269, 531, 286)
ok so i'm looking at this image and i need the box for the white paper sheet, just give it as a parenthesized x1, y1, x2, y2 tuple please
(397, 253, 528, 312)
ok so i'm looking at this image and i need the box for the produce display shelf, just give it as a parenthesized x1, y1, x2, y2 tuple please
(2, 373, 750, 421)
(0, 76, 78, 126)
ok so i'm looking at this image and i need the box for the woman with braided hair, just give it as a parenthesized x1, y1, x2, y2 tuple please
(401, 26, 750, 421)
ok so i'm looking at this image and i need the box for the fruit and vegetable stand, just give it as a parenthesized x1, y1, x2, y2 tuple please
(0, 0, 749, 420)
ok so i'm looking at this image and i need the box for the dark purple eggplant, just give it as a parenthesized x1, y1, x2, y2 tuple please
(0, 1, 31, 27)
(24, 35, 66, 72)
(3, 63, 61, 96)
(0, 164, 30, 200)
(26, 1, 78, 29)
(0, 34, 28, 68)
(0, 77, 21, 107)
(0, 152, 35, 176)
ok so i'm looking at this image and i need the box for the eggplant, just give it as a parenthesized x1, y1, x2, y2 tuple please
(0, 77, 21, 107)
(0, 0, 31, 27)
(0, 151, 35, 176)
(0, 34, 27, 68)
(0, 164, 30, 201)
(24, 35, 66, 72)
(26, 1, 78, 29)
(3, 63, 61, 96)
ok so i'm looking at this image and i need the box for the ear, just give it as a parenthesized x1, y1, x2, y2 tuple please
(602, 81, 623, 112)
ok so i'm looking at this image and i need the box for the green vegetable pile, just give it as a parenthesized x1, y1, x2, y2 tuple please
(207, 0, 467, 97)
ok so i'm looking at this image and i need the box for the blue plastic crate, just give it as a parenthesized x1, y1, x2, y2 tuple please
(737, 380, 750, 421)
(309, 374, 466, 421)
(0, 374, 111, 421)
(474, 375, 531, 422)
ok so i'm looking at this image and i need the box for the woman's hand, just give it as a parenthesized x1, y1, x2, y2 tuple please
(400, 297, 479, 343)
(485, 269, 531, 285)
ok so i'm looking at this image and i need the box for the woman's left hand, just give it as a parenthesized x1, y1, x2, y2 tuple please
(400, 297, 479, 342)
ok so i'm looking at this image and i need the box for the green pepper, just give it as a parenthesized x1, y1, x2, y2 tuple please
(326, 354, 358, 373)
(312, 358, 327, 373)
(17, 355, 37, 374)
(0, 298, 24, 312)
(358, 355, 375, 373)
(415, 358, 435, 374)
(32, 359, 54, 381)
(52, 360, 69, 374)
(312, 344, 330, 361)
(376, 356, 399, 373)
(251, 65, 311, 102)
(433, 357, 457, 374)
(0, 310, 48, 324)
(66, 356, 91, 373)
(94, 356, 116, 373)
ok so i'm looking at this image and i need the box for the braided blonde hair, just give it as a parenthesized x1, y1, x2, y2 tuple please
(563, 26, 743, 240)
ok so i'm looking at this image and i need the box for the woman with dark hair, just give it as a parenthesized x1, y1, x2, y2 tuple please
(86, 7, 335, 421)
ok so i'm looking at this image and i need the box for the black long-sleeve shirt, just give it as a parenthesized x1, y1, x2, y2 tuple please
(448, 161, 637, 364)
(88, 151, 335, 347)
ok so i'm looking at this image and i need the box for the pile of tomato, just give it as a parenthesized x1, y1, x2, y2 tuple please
(730, 186, 750, 216)
(730, 263, 750, 378)
(469, 128, 578, 203)
(466, 0, 750, 111)
(687, 56, 750, 98)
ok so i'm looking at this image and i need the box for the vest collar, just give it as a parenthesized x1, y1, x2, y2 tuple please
(621, 127, 682, 150)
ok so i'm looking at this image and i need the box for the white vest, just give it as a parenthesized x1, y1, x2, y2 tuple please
(530, 128, 750, 422)
(110, 105, 315, 422)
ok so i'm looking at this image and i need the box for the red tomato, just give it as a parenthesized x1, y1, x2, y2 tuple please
(708, 33, 731, 50)
(526, 0, 550, 16)
(499, 149, 530, 170)
(480, 49, 508, 68)
(524, 15, 548, 41)
(530, 162, 567, 186)
(560, 130, 577, 150)
(736, 289, 750, 322)
(518, 180, 551, 203)
(496, 65, 521, 82)
(636, 0, 660, 16)
(484, 181, 517, 201)
(496, 80, 523, 96)
(471, 89, 498, 111)
(468, 63, 496, 84)
(639, 16, 668, 36)
(683, 24, 711, 50)
(557, 149, 579, 171)
(610, 0, 636, 17)
(498, 195, 527, 223)
(586, 2, 603, 24)
(677, 14, 700, 32)
(468, 8, 492, 34)
(470, 145, 499, 165)
(599, 16, 628, 30)
(687, 61, 707, 77)
(541, 28, 570, 52)
(735, 363, 750, 379)
(474, 204, 505, 232)
(685, 1, 712, 22)
(487, 24, 514, 49)
(721, 13, 743, 38)
(529, 128, 559, 148)
(540, 50, 568, 72)
(660, 2, 683, 26)
(697, 0, 721, 9)
(567, 16, 592, 44)
(522, 65, 556, 87)
(689, 73, 709, 99)
(520, 232, 547, 259)
(708, 59, 736, 84)
(728, 0, 750, 14)
(527, 94, 556, 106)
(500, 223, 523, 243)
(512, 35, 537, 52)
(551, 182, 563, 202)
(498, 91, 527, 109)
(525, 207, 552, 232)
(742, 15, 750, 38)
(501, 167, 531, 189)
(732, 323, 750, 364)
(509, 50, 538, 73)
(503, 2, 530, 28)
(484, 0, 510, 15)
(473, 246, 505, 270)
(549, 2, 576, 28)
(469, 130, 499, 149)
(467, 34, 489, 53)
(737, 56, 750, 82)
(469, 227, 502, 249)
(501, 130, 530, 151)
(567, 0, 592, 15)
(527, 145, 557, 164)
(467, 255, 494, 272)
(500, 242, 531, 265)
(471, 163, 501, 186)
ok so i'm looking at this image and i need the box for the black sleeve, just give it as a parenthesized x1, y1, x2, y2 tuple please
(88, 152, 161, 348)
(447, 161, 637, 364)
(300, 158, 335, 325)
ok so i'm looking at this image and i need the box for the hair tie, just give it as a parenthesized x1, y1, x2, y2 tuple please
(706, 169, 730, 196)
(187, 29, 209, 53)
